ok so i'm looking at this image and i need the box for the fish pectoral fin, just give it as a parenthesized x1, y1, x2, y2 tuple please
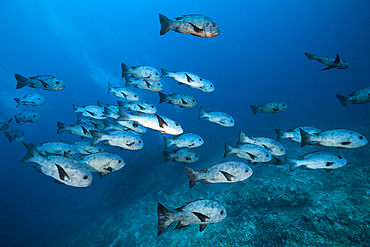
(220, 170, 236, 181)
(126, 142, 134, 146)
(98, 171, 109, 178)
(189, 23, 203, 33)
(185, 157, 191, 161)
(155, 114, 168, 128)
(325, 169, 333, 173)
(247, 152, 257, 160)
(144, 80, 151, 87)
(39, 80, 48, 88)
(185, 73, 194, 82)
(321, 66, 334, 71)
(81, 126, 89, 135)
(86, 110, 96, 116)
(181, 99, 188, 105)
(175, 221, 189, 229)
(104, 167, 113, 172)
(55, 164, 70, 181)
(121, 92, 127, 98)
(326, 162, 334, 167)
(341, 141, 351, 145)
(262, 144, 272, 152)
(192, 212, 210, 222)
(199, 224, 207, 232)
(334, 54, 340, 64)
(138, 105, 145, 110)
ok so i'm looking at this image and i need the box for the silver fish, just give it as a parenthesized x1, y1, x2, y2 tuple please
(188, 78, 215, 92)
(336, 86, 370, 107)
(117, 100, 157, 114)
(238, 131, 286, 156)
(250, 102, 288, 115)
(288, 151, 347, 172)
(73, 141, 104, 154)
(21, 143, 93, 187)
(275, 126, 322, 143)
(300, 128, 368, 148)
(15, 74, 65, 91)
(36, 141, 77, 155)
(198, 106, 234, 127)
(163, 133, 204, 149)
(159, 92, 197, 108)
(14, 93, 45, 107)
(185, 161, 253, 188)
(304, 52, 348, 70)
(4, 128, 24, 143)
(90, 130, 143, 150)
(161, 68, 205, 88)
(118, 110, 183, 135)
(14, 110, 41, 124)
(108, 82, 139, 101)
(79, 152, 125, 178)
(56, 122, 98, 138)
(73, 101, 107, 120)
(163, 149, 199, 163)
(157, 199, 226, 236)
(125, 76, 163, 91)
(159, 14, 220, 38)
(121, 63, 161, 81)
(224, 143, 272, 163)
(0, 117, 12, 130)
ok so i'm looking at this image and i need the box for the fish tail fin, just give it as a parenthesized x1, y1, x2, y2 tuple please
(250, 105, 259, 115)
(117, 109, 133, 121)
(299, 128, 312, 147)
(56, 121, 68, 134)
(21, 143, 40, 163)
(304, 52, 316, 60)
(163, 150, 173, 162)
(336, 94, 350, 107)
(102, 119, 113, 131)
(237, 131, 249, 144)
(124, 76, 133, 86)
(163, 136, 173, 149)
(107, 82, 114, 94)
(224, 143, 234, 158)
(287, 158, 300, 172)
(14, 74, 29, 89)
(198, 106, 207, 119)
(72, 104, 81, 114)
(158, 92, 168, 104)
(157, 202, 175, 236)
(185, 167, 201, 188)
(160, 68, 171, 78)
(4, 131, 13, 143)
(117, 100, 126, 108)
(121, 63, 131, 78)
(158, 14, 174, 35)
(13, 98, 22, 108)
(90, 130, 103, 145)
(275, 129, 288, 141)
(14, 114, 20, 124)
(103, 107, 117, 119)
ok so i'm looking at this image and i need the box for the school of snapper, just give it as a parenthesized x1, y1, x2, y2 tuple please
(1, 13, 369, 237)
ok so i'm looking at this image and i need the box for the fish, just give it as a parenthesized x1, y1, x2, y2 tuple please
(336, 86, 370, 107)
(72, 141, 104, 154)
(300, 128, 368, 148)
(117, 100, 157, 114)
(304, 52, 348, 70)
(13, 93, 45, 107)
(14, 74, 65, 91)
(56, 122, 98, 138)
(0, 117, 12, 130)
(163, 133, 204, 149)
(14, 110, 41, 124)
(76, 115, 105, 131)
(79, 152, 125, 178)
(159, 92, 197, 108)
(108, 82, 139, 101)
(157, 199, 226, 236)
(188, 78, 215, 92)
(275, 126, 322, 142)
(118, 110, 183, 135)
(161, 68, 206, 88)
(237, 131, 286, 156)
(163, 149, 199, 164)
(105, 119, 147, 134)
(121, 63, 161, 81)
(250, 102, 288, 115)
(198, 106, 234, 127)
(224, 143, 272, 163)
(125, 76, 163, 91)
(36, 141, 77, 155)
(185, 161, 253, 188)
(73, 101, 106, 120)
(4, 128, 24, 143)
(288, 151, 348, 172)
(158, 14, 220, 38)
(90, 130, 144, 150)
(21, 143, 93, 187)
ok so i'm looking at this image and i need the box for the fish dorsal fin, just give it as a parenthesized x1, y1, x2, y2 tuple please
(55, 164, 70, 181)
(97, 100, 105, 107)
(192, 212, 210, 222)
(175, 221, 189, 229)
(29, 76, 38, 79)
(60, 140, 69, 144)
(220, 171, 236, 181)
(334, 54, 340, 64)
(185, 73, 193, 82)
(174, 205, 186, 212)
(155, 114, 168, 128)
(200, 224, 207, 232)
(189, 23, 203, 33)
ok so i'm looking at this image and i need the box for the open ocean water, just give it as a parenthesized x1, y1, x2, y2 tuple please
(1, 0, 370, 246)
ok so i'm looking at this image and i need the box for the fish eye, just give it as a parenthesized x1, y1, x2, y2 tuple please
(118, 160, 122, 163)
(134, 95, 137, 97)
(359, 136, 364, 140)
(338, 156, 343, 159)
(83, 175, 88, 180)
(157, 83, 160, 86)
(192, 99, 195, 102)
(56, 81, 60, 84)
(266, 154, 269, 157)
(68, 150, 71, 153)
(155, 73, 158, 76)
(280, 148, 283, 151)
(212, 24, 217, 28)
(220, 210, 224, 215)
(33, 115, 36, 117)
(210, 85, 213, 87)
(245, 169, 249, 173)
(151, 106, 154, 108)
(195, 154, 198, 157)
(138, 140, 142, 144)
(230, 120, 233, 123)
(200, 78, 203, 81)
(175, 123, 179, 126)
(199, 139, 202, 141)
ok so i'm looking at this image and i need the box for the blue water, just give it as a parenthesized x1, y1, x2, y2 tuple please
(1, 1, 370, 246)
